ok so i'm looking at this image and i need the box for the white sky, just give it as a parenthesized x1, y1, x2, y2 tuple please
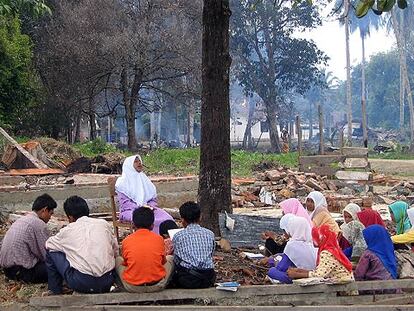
(305, 8, 396, 81)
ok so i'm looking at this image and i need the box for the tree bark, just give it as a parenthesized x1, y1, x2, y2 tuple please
(187, 99, 195, 147)
(399, 11, 405, 132)
(361, 35, 368, 148)
(74, 113, 81, 143)
(121, 67, 142, 151)
(392, 10, 414, 151)
(88, 98, 97, 140)
(198, 0, 232, 235)
(242, 99, 255, 149)
(344, 0, 353, 146)
(309, 101, 313, 140)
(266, 101, 281, 153)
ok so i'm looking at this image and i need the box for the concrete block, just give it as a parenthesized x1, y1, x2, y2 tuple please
(335, 171, 371, 181)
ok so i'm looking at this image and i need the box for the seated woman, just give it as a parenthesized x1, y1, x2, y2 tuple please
(306, 191, 340, 235)
(391, 208, 414, 246)
(355, 225, 397, 282)
(287, 225, 354, 284)
(280, 198, 312, 225)
(389, 201, 411, 236)
(267, 214, 317, 284)
(115, 155, 173, 234)
(340, 203, 366, 261)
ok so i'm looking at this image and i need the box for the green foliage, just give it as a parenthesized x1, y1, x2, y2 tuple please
(142, 148, 298, 177)
(0, 16, 40, 130)
(0, 0, 51, 17)
(352, 0, 405, 17)
(73, 139, 119, 157)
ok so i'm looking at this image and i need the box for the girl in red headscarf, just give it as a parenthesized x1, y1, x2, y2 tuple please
(288, 225, 354, 283)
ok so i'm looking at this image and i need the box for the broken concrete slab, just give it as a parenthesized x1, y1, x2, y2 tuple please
(344, 158, 369, 169)
(335, 171, 372, 181)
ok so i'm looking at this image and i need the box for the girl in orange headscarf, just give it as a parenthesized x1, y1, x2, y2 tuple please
(287, 225, 354, 283)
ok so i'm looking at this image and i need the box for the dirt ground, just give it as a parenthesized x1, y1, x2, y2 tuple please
(370, 159, 414, 178)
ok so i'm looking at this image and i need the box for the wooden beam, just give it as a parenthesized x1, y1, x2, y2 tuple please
(0, 127, 48, 169)
(30, 280, 414, 308)
(61, 304, 414, 311)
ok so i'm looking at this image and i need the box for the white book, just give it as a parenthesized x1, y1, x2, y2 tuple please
(168, 228, 184, 239)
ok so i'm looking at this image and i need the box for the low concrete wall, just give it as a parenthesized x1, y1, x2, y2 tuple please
(0, 176, 198, 215)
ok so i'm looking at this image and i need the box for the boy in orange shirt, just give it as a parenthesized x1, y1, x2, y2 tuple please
(115, 208, 173, 293)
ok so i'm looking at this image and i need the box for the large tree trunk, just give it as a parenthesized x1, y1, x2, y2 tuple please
(88, 98, 97, 140)
(74, 113, 81, 143)
(265, 101, 281, 153)
(198, 0, 232, 235)
(242, 99, 255, 149)
(121, 67, 142, 151)
(344, 0, 353, 146)
(392, 10, 414, 151)
(399, 11, 405, 132)
(187, 98, 195, 147)
(309, 101, 313, 140)
(361, 35, 368, 148)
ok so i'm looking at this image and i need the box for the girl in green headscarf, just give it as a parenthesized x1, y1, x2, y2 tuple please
(389, 201, 411, 234)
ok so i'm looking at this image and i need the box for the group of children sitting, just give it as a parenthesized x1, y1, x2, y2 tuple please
(262, 192, 413, 286)
(1, 163, 413, 295)
(0, 194, 216, 295)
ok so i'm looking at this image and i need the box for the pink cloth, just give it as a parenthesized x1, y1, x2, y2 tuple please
(117, 192, 173, 234)
(280, 198, 312, 226)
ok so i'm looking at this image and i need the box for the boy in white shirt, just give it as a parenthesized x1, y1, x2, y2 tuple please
(46, 196, 118, 294)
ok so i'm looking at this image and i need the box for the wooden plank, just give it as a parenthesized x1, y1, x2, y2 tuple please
(299, 166, 338, 177)
(5, 168, 64, 176)
(0, 127, 48, 169)
(31, 280, 414, 308)
(335, 171, 372, 181)
(342, 147, 368, 157)
(62, 306, 414, 311)
(343, 158, 369, 169)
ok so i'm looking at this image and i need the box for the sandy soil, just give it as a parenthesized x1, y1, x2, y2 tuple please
(370, 159, 414, 178)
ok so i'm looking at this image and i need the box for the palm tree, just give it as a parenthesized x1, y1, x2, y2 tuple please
(349, 11, 381, 147)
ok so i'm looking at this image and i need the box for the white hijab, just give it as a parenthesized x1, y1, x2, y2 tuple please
(115, 155, 157, 206)
(306, 191, 328, 219)
(343, 203, 361, 221)
(280, 214, 317, 270)
(408, 208, 414, 230)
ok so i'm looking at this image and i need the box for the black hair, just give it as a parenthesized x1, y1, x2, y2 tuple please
(132, 208, 154, 229)
(32, 194, 57, 212)
(63, 196, 89, 220)
(179, 201, 201, 224)
(159, 220, 178, 237)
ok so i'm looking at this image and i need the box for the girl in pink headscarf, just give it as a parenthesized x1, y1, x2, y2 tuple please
(280, 198, 312, 226)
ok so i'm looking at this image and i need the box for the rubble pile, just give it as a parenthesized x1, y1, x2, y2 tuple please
(214, 249, 268, 285)
(231, 167, 376, 212)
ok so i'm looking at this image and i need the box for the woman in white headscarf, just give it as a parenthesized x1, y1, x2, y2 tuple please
(306, 191, 340, 235)
(340, 203, 367, 260)
(267, 214, 317, 284)
(116, 155, 173, 234)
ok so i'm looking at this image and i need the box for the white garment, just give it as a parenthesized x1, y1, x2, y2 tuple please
(46, 217, 118, 277)
(283, 215, 317, 270)
(279, 214, 295, 231)
(408, 208, 414, 229)
(306, 191, 328, 219)
(343, 203, 361, 221)
(115, 155, 157, 206)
